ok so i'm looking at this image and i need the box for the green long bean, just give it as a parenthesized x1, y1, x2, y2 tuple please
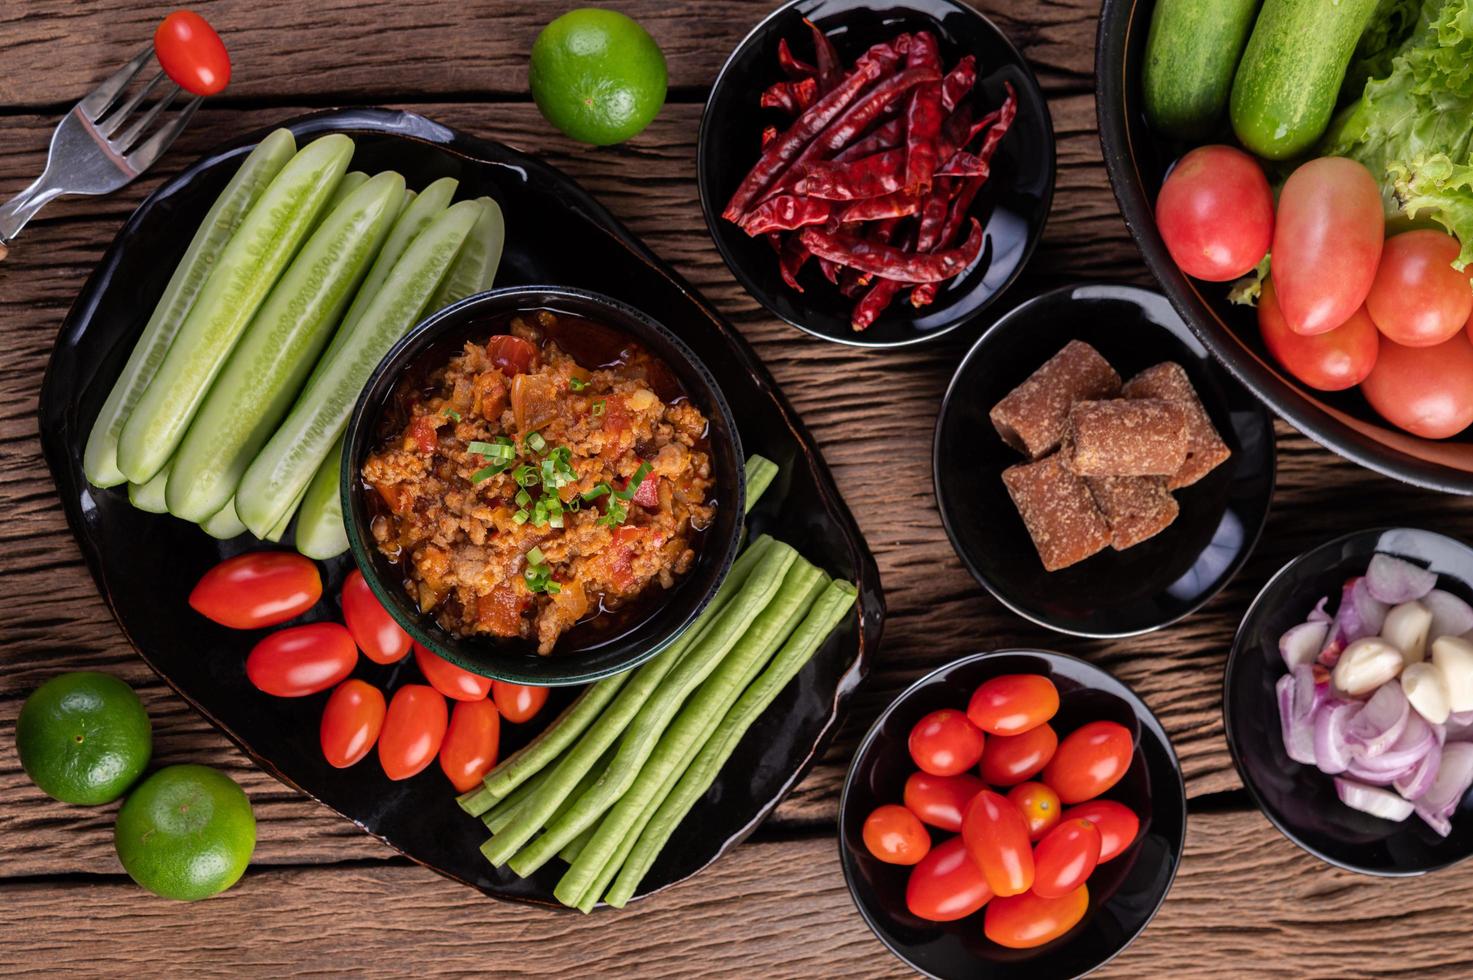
(743, 455, 778, 514)
(559, 823, 598, 866)
(480, 765, 553, 833)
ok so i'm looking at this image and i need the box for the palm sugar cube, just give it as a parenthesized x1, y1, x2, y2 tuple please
(1061, 399, 1189, 477)
(1122, 361, 1231, 489)
(1086, 476, 1180, 550)
(1002, 454, 1112, 571)
(990, 340, 1122, 458)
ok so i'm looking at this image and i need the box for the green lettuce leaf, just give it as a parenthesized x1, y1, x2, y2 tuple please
(1391, 154, 1473, 267)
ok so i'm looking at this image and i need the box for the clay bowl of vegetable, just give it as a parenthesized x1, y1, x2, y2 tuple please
(699, 0, 1055, 347)
(1097, 0, 1473, 494)
(838, 649, 1186, 980)
(1224, 527, 1473, 876)
(341, 286, 745, 686)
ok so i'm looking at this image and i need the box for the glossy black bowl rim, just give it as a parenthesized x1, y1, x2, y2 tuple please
(931, 281, 1275, 638)
(696, 0, 1057, 349)
(837, 648, 1188, 980)
(341, 285, 745, 685)
(1222, 525, 1473, 877)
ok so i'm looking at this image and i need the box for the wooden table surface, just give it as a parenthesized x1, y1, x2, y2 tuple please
(3, 1, 1472, 976)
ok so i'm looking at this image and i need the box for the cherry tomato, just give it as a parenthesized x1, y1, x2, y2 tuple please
(319, 679, 386, 768)
(1258, 278, 1379, 392)
(905, 836, 994, 922)
(1062, 800, 1140, 863)
(862, 804, 931, 865)
(1366, 231, 1472, 347)
(1031, 818, 1102, 899)
(961, 790, 1035, 897)
(1362, 332, 1473, 439)
(967, 675, 1059, 736)
(984, 884, 1090, 949)
(154, 11, 230, 97)
(1043, 721, 1134, 804)
(1155, 145, 1273, 281)
(487, 335, 538, 376)
(903, 771, 985, 832)
(492, 681, 549, 723)
(189, 551, 321, 629)
(979, 723, 1058, 786)
(908, 709, 986, 776)
(1271, 157, 1384, 336)
(439, 698, 501, 792)
(413, 643, 493, 701)
(245, 622, 357, 697)
(341, 569, 412, 665)
(378, 684, 448, 781)
(1007, 781, 1062, 841)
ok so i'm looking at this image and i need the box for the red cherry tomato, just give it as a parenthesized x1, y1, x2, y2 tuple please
(961, 790, 1035, 897)
(1361, 332, 1473, 438)
(486, 335, 539, 376)
(1007, 781, 1062, 841)
(1031, 818, 1102, 899)
(439, 698, 501, 792)
(245, 622, 357, 697)
(908, 709, 986, 776)
(1258, 278, 1379, 392)
(1271, 157, 1385, 336)
(1062, 800, 1140, 863)
(905, 836, 994, 922)
(1155, 145, 1273, 281)
(492, 681, 549, 723)
(341, 569, 412, 665)
(413, 643, 493, 701)
(154, 11, 231, 97)
(378, 684, 448, 781)
(1043, 721, 1134, 804)
(984, 885, 1090, 949)
(189, 551, 321, 629)
(903, 771, 985, 832)
(1366, 230, 1472, 347)
(862, 804, 931, 865)
(967, 675, 1059, 736)
(979, 723, 1058, 786)
(319, 679, 386, 768)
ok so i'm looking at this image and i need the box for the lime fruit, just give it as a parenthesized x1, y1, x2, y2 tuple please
(114, 764, 256, 902)
(16, 671, 151, 805)
(530, 8, 668, 146)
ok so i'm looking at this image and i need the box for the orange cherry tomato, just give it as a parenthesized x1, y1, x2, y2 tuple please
(319, 679, 386, 768)
(154, 10, 231, 96)
(341, 569, 412, 665)
(439, 699, 501, 792)
(189, 551, 321, 629)
(1043, 721, 1134, 804)
(908, 709, 986, 776)
(245, 622, 356, 697)
(1007, 781, 1062, 841)
(378, 684, 448, 781)
(1031, 818, 1102, 899)
(979, 723, 1058, 786)
(492, 681, 549, 723)
(961, 789, 1034, 897)
(905, 836, 994, 922)
(862, 804, 931, 865)
(967, 674, 1059, 736)
(903, 771, 985, 832)
(1063, 800, 1140, 863)
(413, 643, 493, 701)
(984, 884, 1090, 949)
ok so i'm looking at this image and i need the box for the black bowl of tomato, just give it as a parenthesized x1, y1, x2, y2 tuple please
(837, 649, 1185, 979)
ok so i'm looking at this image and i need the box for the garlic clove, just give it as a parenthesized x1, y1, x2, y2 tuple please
(1432, 635, 1473, 713)
(1382, 600, 1433, 665)
(1332, 638, 1405, 698)
(1402, 662, 1452, 725)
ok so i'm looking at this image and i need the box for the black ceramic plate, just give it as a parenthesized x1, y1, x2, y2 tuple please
(698, 0, 1055, 348)
(933, 283, 1276, 637)
(37, 108, 885, 906)
(1224, 527, 1473, 876)
(839, 650, 1186, 980)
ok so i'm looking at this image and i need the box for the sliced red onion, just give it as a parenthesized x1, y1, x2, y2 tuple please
(1308, 596, 1332, 623)
(1345, 756, 1411, 785)
(1416, 805, 1452, 837)
(1313, 701, 1359, 774)
(1346, 682, 1410, 757)
(1394, 736, 1442, 801)
(1281, 621, 1330, 669)
(1419, 741, 1473, 815)
(1352, 711, 1436, 773)
(1447, 709, 1473, 742)
(1424, 589, 1473, 640)
(1366, 554, 1438, 605)
(1335, 777, 1415, 822)
(1351, 578, 1389, 636)
(1277, 672, 1317, 766)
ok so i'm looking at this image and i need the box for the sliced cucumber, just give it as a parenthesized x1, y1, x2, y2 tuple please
(337, 177, 457, 334)
(200, 498, 248, 540)
(127, 462, 171, 514)
(295, 434, 350, 560)
(265, 483, 309, 543)
(427, 197, 506, 311)
(312, 170, 369, 231)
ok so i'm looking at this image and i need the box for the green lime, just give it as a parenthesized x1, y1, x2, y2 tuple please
(114, 764, 256, 902)
(530, 8, 668, 146)
(16, 671, 151, 805)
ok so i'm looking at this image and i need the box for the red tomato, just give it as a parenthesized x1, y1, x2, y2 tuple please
(1155, 145, 1273, 281)
(979, 723, 1058, 786)
(1007, 781, 1062, 841)
(1258, 278, 1379, 392)
(439, 699, 501, 792)
(154, 11, 230, 96)
(1031, 818, 1102, 899)
(908, 709, 986, 776)
(1366, 231, 1472, 347)
(967, 675, 1059, 736)
(984, 885, 1090, 949)
(487, 335, 538, 376)
(492, 681, 549, 723)
(903, 771, 985, 832)
(414, 643, 493, 701)
(1362, 332, 1473, 438)
(245, 622, 357, 697)
(1062, 800, 1140, 863)
(341, 569, 412, 665)
(905, 836, 994, 922)
(1043, 721, 1134, 804)
(1271, 157, 1384, 336)
(961, 790, 1035, 897)
(378, 684, 448, 781)
(189, 551, 321, 629)
(862, 804, 931, 865)
(319, 679, 386, 768)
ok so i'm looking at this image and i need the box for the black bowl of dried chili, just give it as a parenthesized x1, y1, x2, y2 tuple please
(699, 0, 1054, 348)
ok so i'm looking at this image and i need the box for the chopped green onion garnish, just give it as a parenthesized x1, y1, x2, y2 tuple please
(569, 376, 589, 392)
(592, 400, 606, 417)
(613, 461, 653, 501)
(582, 482, 612, 502)
(526, 432, 547, 453)
(443, 408, 462, 421)
(512, 510, 529, 525)
(513, 464, 540, 488)
(468, 439, 516, 460)
(598, 500, 629, 527)
(515, 489, 531, 507)
(470, 465, 499, 483)
(528, 547, 545, 564)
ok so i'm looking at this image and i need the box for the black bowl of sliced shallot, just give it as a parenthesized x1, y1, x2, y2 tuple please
(1224, 528, 1473, 876)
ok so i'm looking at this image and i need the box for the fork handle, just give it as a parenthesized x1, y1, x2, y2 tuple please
(0, 176, 65, 259)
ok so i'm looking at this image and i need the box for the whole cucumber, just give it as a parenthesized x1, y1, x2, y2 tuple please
(1143, 0, 1260, 140)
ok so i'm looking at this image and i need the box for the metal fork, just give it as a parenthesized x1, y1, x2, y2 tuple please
(0, 46, 203, 260)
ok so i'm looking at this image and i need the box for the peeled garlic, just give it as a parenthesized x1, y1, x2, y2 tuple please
(1382, 600, 1433, 665)
(1332, 638, 1405, 698)
(1402, 662, 1452, 724)
(1432, 635, 1473, 713)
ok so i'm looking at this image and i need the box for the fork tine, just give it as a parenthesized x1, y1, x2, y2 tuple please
(125, 94, 202, 173)
(114, 85, 178, 156)
(98, 70, 165, 139)
(76, 45, 154, 122)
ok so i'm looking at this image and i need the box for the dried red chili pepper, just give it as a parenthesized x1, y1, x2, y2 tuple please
(794, 148, 906, 200)
(805, 18, 843, 91)
(776, 235, 810, 291)
(836, 190, 921, 223)
(903, 32, 944, 196)
(936, 152, 992, 178)
(818, 257, 842, 284)
(853, 278, 903, 329)
(739, 194, 834, 235)
(778, 37, 817, 80)
(800, 217, 984, 283)
(760, 76, 819, 115)
(761, 125, 778, 150)
(831, 117, 904, 165)
(940, 54, 977, 113)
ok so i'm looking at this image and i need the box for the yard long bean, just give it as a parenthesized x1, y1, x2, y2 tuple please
(744, 455, 778, 514)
